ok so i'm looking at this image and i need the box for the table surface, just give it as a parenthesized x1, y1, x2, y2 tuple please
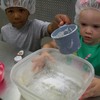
(0, 41, 31, 100)
(0, 40, 100, 100)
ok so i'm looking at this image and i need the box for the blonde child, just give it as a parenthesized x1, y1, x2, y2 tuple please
(42, 0, 100, 99)
(0, 0, 71, 52)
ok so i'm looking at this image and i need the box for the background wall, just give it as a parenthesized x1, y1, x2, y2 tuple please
(31, 0, 76, 22)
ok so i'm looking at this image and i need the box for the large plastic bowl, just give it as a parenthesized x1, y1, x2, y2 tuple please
(10, 48, 94, 100)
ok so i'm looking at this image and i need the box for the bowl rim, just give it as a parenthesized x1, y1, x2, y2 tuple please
(51, 24, 78, 39)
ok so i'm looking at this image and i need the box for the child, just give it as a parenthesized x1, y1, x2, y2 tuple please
(0, 0, 71, 52)
(42, 0, 100, 99)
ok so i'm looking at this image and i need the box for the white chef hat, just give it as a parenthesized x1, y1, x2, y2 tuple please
(0, 0, 36, 14)
(74, 0, 100, 24)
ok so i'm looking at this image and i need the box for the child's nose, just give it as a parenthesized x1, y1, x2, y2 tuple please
(13, 12, 20, 19)
(85, 26, 93, 34)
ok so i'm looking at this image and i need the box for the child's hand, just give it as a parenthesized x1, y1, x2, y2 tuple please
(48, 14, 71, 33)
(32, 52, 55, 73)
(54, 14, 71, 27)
(80, 77, 100, 100)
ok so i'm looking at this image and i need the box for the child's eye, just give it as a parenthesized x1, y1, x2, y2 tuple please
(80, 23, 87, 27)
(93, 25, 100, 29)
(7, 10, 14, 13)
(19, 9, 26, 13)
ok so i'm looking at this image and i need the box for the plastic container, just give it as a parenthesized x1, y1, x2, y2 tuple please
(10, 48, 94, 100)
(0, 62, 5, 83)
(51, 24, 80, 54)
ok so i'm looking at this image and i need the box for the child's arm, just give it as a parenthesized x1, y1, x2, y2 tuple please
(42, 40, 57, 48)
(47, 14, 71, 34)
(32, 41, 56, 73)
(32, 50, 55, 73)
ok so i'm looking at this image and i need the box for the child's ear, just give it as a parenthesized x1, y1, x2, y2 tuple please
(5, 9, 8, 14)
(25, 9, 30, 15)
(28, 12, 30, 15)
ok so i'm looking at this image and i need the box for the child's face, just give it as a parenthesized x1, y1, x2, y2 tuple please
(78, 9, 100, 45)
(5, 7, 30, 29)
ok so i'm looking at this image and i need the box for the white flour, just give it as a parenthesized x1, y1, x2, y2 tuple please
(26, 67, 83, 100)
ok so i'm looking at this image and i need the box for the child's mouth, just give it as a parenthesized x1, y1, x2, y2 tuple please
(83, 36, 92, 42)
